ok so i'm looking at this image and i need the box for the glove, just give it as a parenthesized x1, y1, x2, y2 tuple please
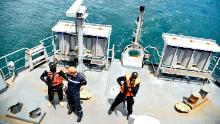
(120, 81, 124, 86)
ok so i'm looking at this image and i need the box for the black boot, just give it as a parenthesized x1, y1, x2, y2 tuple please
(127, 114, 130, 120)
(68, 109, 73, 115)
(68, 106, 75, 115)
(77, 111, 83, 122)
(108, 108, 113, 115)
(77, 116, 82, 122)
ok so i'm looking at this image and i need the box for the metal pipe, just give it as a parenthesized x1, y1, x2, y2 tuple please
(134, 6, 145, 44)
(202, 52, 212, 71)
(52, 32, 56, 55)
(156, 44, 166, 76)
(106, 36, 110, 69)
(77, 17, 85, 73)
(212, 53, 220, 74)
(39, 35, 55, 43)
(186, 49, 195, 69)
(0, 48, 26, 60)
(14, 57, 25, 63)
(171, 47, 178, 68)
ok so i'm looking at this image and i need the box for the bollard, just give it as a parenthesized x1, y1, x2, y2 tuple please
(188, 91, 200, 104)
(199, 86, 209, 99)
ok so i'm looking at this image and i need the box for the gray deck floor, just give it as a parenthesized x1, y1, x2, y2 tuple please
(0, 59, 220, 124)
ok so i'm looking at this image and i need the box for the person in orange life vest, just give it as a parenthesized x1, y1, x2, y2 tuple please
(40, 62, 68, 107)
(108, 72, 140, 120)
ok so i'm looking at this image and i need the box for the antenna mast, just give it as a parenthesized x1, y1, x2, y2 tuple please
(133, 6, 145, 45)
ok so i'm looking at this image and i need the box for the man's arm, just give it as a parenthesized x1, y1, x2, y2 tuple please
(40, 70, 48, 84)
(40, 70, 47, 82)
(131, 83, 140, 96)
(81, 80, 87, 85)
(117, 76, 126, 86)
(79, 73, 87, 85)
(59, 70, 68, 81)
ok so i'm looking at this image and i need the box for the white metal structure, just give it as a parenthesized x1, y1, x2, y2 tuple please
(121, 6, 145, 68)
(52, 21, 111, 38)
(65, 0, 88, 73)
(1, 1, 220, 123)
(157, 33, 220, 79)
(0, 70, 6, 93)
(25, 44, 48, 71)
(52, 21, 112, 69)
(66, 0, 84, 17)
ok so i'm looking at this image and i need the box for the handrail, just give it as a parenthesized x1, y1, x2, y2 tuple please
(0, 36, 55, 80)
(108, 44, 115, 62)
(0, 48, 26, 60)
(14, 57, 25, 63)
(39, 35, 56, 44)
(144, 45, 161, 58)
(0, 65, 8, 71)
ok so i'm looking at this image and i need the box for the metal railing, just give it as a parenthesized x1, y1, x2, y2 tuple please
(40, 35, 57, 56)
(210, 56, 220, 81)
(143, 46, 220, 81)
(0, 36, 56, 80)
(108, 44, 115, 62)
(143, 45, 162, 75)
(144, 45, 161, 64)
(0, 48, 26, 79)
(144, 46, 220, 81)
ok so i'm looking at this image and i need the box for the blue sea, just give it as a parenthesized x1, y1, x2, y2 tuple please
(0, 0, 220, 58)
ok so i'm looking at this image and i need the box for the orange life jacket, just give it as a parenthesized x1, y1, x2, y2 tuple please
(48, 71, 63, 86)
(120, 74, 140, 96)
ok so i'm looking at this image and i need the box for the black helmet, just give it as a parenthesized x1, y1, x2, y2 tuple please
(131, 72, 138, 79)
(49, 62, 56, 72)
(49, 62, 56, 68)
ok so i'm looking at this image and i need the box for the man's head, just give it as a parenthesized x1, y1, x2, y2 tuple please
(67, 67, 77, 77)
(49, 62, 56, 72)
(131, 72, 138, 80)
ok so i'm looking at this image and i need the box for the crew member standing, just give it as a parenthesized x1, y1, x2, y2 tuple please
(108, 72, 140, 120)
(66, 67, 87, 122)
(40, 62, 67, 107)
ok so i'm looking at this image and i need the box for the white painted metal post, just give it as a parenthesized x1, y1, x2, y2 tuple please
(106, 34, 111, 69)
(77, 17, 85, 73)
(52, 31, 56, 55)
(156, 44, 166, 76)
(66, 0, 88, 73)
(171, 47, 178, 68)
(186, 49, 195, 69)
(203, 52, 212, 71)
(134, 6, 144, 44)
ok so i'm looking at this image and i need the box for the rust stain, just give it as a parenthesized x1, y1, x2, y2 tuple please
(188, 100, 212, 117)
(173, 37, 177, 40)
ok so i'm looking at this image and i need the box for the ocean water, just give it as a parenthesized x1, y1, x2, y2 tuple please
(0, 0, 220, 58)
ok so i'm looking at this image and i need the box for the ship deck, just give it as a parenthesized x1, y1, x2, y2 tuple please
(0, 59, 220, 124)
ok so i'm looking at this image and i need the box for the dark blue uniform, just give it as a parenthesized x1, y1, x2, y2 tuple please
(66, 73, 87, 119)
